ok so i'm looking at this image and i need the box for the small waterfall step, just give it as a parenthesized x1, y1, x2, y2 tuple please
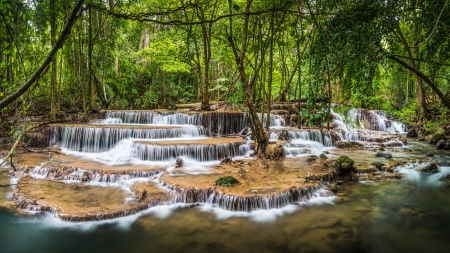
(102, 110, 203, 125)
(50, 124, 205, 152)
(133, 137, 248, 162)
(100, 110, 286, 136)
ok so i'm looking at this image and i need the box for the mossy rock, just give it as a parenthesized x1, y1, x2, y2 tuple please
(333, 156, 356, 174)
(215, 176, 240, 187)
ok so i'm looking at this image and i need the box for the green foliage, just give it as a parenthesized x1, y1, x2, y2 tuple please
(394, 101, 419, 125)
(299, 108, 326, 127)
(215, 176, 240, 187)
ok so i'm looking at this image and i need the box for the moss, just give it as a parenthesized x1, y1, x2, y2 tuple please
(215, 176, 240, 187)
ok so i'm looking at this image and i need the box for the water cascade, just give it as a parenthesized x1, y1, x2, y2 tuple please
(102, 111, 203, 125)
(50, 125, 205, 152)
(133, 141, 245, 162)
(284, 130, 332, 155)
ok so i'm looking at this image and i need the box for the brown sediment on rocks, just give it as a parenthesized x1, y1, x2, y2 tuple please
(11, 163, 160, 183)
(10, 176, 170, 222)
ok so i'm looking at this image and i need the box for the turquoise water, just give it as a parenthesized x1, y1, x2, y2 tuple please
(1, 172, 450, 253)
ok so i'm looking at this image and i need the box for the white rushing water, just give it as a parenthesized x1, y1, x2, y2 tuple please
(396, 162, 450, 188)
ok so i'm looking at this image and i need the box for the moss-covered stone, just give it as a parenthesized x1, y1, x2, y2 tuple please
(215, 176, 240, 187)
(332, 156, 356, 174)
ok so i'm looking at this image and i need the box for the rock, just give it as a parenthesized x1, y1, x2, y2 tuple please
(436, 140, 450, 150)
(426, 153, 434, 157)
(400, 206, 428, 218)
(220, 157, 232, 164)
(407, 128, 418, 138)
(375, 152, 393, 159)
(335, 141, 363, 149)
(175, 157, 184, 168)
(264, 143, 285, 160)
(427, 133, 444, 145)
(137, 189, 148, 202)
(322, 151, 330, 154)
(329, 183, 338, 192)
(416, 163, 439, 173)
(319, 153, 328, 159)
(306, 155, 318, 162)
(371, 162, 385, 170)
(333, 156, 356, 175)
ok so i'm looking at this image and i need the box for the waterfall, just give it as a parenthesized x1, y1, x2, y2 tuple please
(50, 125, 205, 152)
(370, 110, 387, 132)
(331, 110, 360, 141)
(387, 121, 408, 134)
(102, 111, 203, 125)
(133, 141, 245, 162)
(284, 130, 332, 155)
(164, 183, 330, 211)
(269, 132, 280, 141)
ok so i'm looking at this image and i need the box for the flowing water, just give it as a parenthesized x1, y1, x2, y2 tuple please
(1, 110, 450, 252)
(1, 168, 450, 253)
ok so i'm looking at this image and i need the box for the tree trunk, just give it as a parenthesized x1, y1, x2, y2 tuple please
(227, 0, 268, 154)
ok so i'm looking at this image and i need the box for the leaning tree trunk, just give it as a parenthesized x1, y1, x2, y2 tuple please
(0, 0, 85, 111)
(227, 0, 269, 154)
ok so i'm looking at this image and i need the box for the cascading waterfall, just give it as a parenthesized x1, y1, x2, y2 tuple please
(370, 110, 387, 132)
(164, 182, 331, 212)
(331, 110, 360, 141)
(50, 125, 205, 152)
(284, 130, 332, 155)
(133, 141, 245, 162)
(103, 111, 203, 125)
(269, 132, 280, 141)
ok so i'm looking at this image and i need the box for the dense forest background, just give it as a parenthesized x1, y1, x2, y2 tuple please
(1, 0, 449, 133)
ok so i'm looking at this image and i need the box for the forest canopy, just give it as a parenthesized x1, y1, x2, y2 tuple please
(1, 0, 449, 125)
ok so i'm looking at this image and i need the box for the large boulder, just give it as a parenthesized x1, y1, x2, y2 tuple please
(333, 156, 356, 174)
(375, 152, 393, 159)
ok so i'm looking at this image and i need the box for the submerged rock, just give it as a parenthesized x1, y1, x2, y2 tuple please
(416, 163, 439, 173)
(375, 152, 393, 159)
(319, 153, 328, 159)
(306, 155, 318, 162)
(400, 206, 429, 218)
(333, 156, 356, 175)
(371, 162, 385, 170)
(426, 153, 434, 157)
